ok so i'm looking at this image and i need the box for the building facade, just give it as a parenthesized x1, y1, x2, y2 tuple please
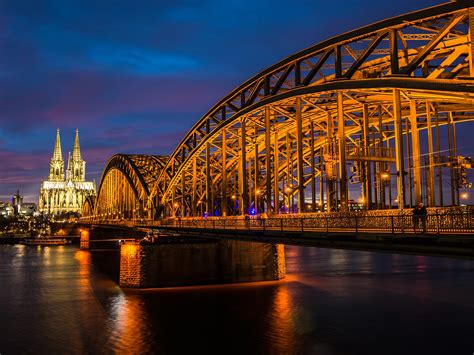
(38, 129, 96, 215)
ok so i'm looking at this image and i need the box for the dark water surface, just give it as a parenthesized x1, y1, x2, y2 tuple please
(0, 244, 473, 355)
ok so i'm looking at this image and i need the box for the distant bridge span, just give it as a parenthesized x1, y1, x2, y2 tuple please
(84, 2, 474, 221)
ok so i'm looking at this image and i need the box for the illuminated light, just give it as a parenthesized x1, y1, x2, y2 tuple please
(256, 190, 261, 195)
(285, 187, 292, 193)
(173, 203, 179, 207)
(121, 243, 140, 257)
(249, 208, 256, 215)
(231, 195, 236, 199)
(380, 172, 390, 180)
(461, 192, 469, 200)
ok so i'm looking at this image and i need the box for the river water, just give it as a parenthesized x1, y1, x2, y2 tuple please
(0, 243, 473, 354)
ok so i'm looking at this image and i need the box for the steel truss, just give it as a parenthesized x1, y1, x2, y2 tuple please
(92, 154, 167, 219)
(91, 2, 474, 218)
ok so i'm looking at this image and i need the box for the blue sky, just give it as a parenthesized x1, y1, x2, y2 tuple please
(0, 0, 443, 202)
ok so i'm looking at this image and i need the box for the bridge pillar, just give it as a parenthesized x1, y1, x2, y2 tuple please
(119, 239, 285, 288)
(80, 228, 90, 250)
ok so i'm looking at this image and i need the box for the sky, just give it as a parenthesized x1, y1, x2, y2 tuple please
(0, 0, 447, 202)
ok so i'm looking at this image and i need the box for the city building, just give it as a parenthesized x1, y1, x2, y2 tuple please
(12, 189, 23, 213)
(0, 202, 14, 217)
(11, 190, 37, 216)
(38, 129, 96, 215)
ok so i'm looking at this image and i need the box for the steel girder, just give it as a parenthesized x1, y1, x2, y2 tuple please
(150, 2, 474, 217)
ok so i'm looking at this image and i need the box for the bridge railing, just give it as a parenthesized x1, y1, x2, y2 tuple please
(159, 211, 474, 236)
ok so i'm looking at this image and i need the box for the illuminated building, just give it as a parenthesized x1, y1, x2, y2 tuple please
(38, 129, 96, 215)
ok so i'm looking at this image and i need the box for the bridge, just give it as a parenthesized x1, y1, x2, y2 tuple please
(81, 3, 474, 236)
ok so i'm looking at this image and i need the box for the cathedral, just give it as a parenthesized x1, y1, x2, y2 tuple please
(38, 129, 96, 215)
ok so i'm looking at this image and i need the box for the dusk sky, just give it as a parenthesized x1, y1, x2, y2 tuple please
(1, 0, 444, 202)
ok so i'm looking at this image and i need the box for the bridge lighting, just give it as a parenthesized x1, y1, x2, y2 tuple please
(173, 203, 179, 207)
(380, 172, 390, 180)
(461, 192, 469, 200)
(285, 187, 292, 193)
(256, 190, 261, 195)
(231, 195, 236, 199)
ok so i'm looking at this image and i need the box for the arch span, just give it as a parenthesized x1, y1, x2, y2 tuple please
(94, 154, 167, 220)
(82, 2, 474, 222)
(149, 2, 474, 217)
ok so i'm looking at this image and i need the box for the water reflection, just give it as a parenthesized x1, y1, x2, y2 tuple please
(107, 293, 155, 353)
(266, 284, 296, 353)
(1, 244, 474, 354)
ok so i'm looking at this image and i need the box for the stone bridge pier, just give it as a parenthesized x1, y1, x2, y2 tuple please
(119, 239, 285, 288)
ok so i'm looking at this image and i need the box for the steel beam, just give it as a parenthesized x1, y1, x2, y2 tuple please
(337, 92, 348, 211)
(274, 130, 279, 213)
(221, 129, 227, 216)
(265, 106, 272, 213)
(239, 121, 248, 214)
(393, 89, 405, 208)
(296, 97, 305, 212)
(426, 102, 436, 206)
(362, 104, 372, 209)
(206, 143, 212, 215)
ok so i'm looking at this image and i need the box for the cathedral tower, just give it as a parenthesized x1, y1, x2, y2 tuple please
(69, 129, 86, 182)
(48, 129, 64, 181)
(39, 129, 96, 215)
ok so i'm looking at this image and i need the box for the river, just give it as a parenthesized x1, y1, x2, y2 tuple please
(0, 243, 473, 354)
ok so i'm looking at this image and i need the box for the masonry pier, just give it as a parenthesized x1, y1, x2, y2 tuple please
(119, 239, 285, 288)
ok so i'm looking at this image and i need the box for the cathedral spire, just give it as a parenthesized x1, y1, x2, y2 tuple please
(48, 129, 65, 181)
(72, 129, 81, 161)
(52, 128, 62, 161)
(66, 151, 71, 180)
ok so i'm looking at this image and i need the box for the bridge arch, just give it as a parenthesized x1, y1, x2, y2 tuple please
(150, 2, 474, 217)
(82, 195, 95, 217)
(95, 154, 167, 220)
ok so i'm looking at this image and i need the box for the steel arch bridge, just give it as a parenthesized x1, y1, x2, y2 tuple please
(83, 154, 168, 219)
(87, 2, 474, 221)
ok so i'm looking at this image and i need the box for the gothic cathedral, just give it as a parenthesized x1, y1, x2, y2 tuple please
(38, 129, 96, 215)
